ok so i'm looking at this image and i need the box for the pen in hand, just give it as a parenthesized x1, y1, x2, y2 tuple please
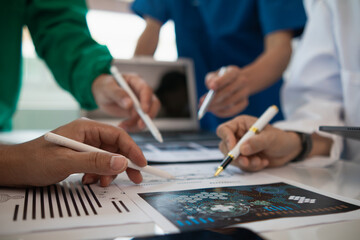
(44, 132, 174, 179)
(214, 105, 279, 176)
(198, 66, 227, 120)
(110, 66, 163, 143)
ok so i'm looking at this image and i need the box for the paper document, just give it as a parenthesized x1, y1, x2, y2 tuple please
(139, 140, 223, 163)
(114, 163, 360, 233)
(0, 174, 152, 236)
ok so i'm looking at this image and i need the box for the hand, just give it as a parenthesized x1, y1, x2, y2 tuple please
(199, 66, 250, 118)
(92, 74, 161, 131)
(216, 115, 302, 172)
(0, 118, 147, 187)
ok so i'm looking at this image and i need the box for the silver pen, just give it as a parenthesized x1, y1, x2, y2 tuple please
(197, 67, 227, 120)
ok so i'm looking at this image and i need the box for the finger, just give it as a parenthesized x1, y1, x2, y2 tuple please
(239, 131, 272, 156)
(237, 155, 266, 172)
(207, 66, 238, 90)
(126, 168, 143, 184)
(216, 123, 239, 150)
(218, 141, 229, 155)
(60, 119, 147, 167)
(147, 95, 161, 119)
(107, 83, 133, 110)
(65, 153, 128, 176)
(125, 74, 153, 113)
(82, 173, 100, 185)
(231, 156, 250, 169)
(211, 87, 249, 110)
(198, 95, 206, 108)
(212, 98, 249, 118)
(121, 117, 141, 132)
(99, 175, 117, 187)
(204, 72, 218, 88)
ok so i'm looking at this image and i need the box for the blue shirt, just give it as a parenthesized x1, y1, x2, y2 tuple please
(132, 0, 306, 131)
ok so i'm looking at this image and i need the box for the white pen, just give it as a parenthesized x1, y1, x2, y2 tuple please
(197, 66, 227, 120)
(214, 105, 279, 176)
(44, 132, 174, 179)
(110, 66, 163, 143)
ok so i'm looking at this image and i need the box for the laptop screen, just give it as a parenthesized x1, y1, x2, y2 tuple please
(83, 58, 199, 131)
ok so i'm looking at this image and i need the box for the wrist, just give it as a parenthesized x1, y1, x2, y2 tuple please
(290, 132, 313, 163)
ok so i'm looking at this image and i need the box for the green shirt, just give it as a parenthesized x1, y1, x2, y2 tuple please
(0, 0, 113, 131)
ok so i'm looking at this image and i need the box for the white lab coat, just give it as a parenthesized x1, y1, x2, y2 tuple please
(275, 0, 360, 165)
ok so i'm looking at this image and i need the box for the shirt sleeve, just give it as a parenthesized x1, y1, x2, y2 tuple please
(131, 0, 170, 24)
(274, 1, 343, 166)
(25, 0, 113, 110)
(258, 0, 307, 36)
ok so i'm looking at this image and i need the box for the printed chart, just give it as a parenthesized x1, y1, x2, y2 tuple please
(139, 182, 360, 231)
(0, 176, 151, 236)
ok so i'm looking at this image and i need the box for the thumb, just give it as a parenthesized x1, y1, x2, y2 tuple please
(65, 152, 128, 175)
(240, 134, 268, 156)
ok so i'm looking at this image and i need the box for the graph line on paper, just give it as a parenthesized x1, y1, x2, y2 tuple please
(139, 182, 360, 231)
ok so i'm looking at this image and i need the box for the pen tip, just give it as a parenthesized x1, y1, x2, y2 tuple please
(214, 166, 223, 177)
(156, 135, 164, 143)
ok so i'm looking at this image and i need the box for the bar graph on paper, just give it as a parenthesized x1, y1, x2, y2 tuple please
(0, 175, 151, 236)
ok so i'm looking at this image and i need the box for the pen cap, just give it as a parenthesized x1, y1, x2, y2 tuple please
(252, 105, 278, 131)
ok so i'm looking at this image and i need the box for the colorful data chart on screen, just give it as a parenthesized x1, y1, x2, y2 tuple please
(139, 182, 360, 231)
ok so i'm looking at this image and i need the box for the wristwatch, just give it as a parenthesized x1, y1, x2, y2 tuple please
(291, 132, 313, 162)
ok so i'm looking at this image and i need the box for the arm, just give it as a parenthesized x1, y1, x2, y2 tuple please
(0, 118, 147, 187)
(26, 0, 160, 131)
(134, 17, 162, 56)
(241, 30, 293, 94)
(26, 0, 112, 110)
(216, 115, 333, 172)
(203, 30, 293, 118)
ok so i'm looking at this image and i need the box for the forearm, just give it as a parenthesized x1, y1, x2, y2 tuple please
(0, 144, 23, 187)
(134, 17, 161, 56)
(242, 31, 292, 94)
(284, 132, 333, 164)
(309, 133, 333, 158)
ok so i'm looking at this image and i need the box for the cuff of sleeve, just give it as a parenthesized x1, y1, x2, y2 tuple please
(274, 120, 343, 168)
(72, 47, 113, 110)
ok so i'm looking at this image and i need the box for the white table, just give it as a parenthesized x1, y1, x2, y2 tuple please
(1, 130, 359, 239)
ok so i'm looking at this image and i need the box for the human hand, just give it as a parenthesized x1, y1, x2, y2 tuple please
(216, 115, 302, 172)
(199, 66, 250, 118)
(92, 74, 161, 131)
(0, 118, 147, 187)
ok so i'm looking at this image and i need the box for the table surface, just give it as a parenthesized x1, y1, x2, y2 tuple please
(1, 130, 359, 240)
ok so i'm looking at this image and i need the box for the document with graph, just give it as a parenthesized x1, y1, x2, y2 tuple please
(115, 163, 360, 233)
(0, 174, 152, 236)
(1, 163, 360, 236)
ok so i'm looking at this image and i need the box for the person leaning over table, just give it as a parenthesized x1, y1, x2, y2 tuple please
(131, 0, 306, 132)
(0, 118, 147, 187)
(216, 0, 360, 172)
(0, 0, 160, 133)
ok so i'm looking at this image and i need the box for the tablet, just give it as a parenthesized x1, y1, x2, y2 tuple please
(319, 126, 360, 140)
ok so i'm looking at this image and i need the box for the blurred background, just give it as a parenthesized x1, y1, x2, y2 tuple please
(16, 0, 176, 130)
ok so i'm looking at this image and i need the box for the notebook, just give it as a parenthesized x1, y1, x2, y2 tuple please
(83, 58, 222, 163)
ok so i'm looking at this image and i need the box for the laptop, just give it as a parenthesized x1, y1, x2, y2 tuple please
(319, 126, 360, 141)
(83, 58, 222, 162)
